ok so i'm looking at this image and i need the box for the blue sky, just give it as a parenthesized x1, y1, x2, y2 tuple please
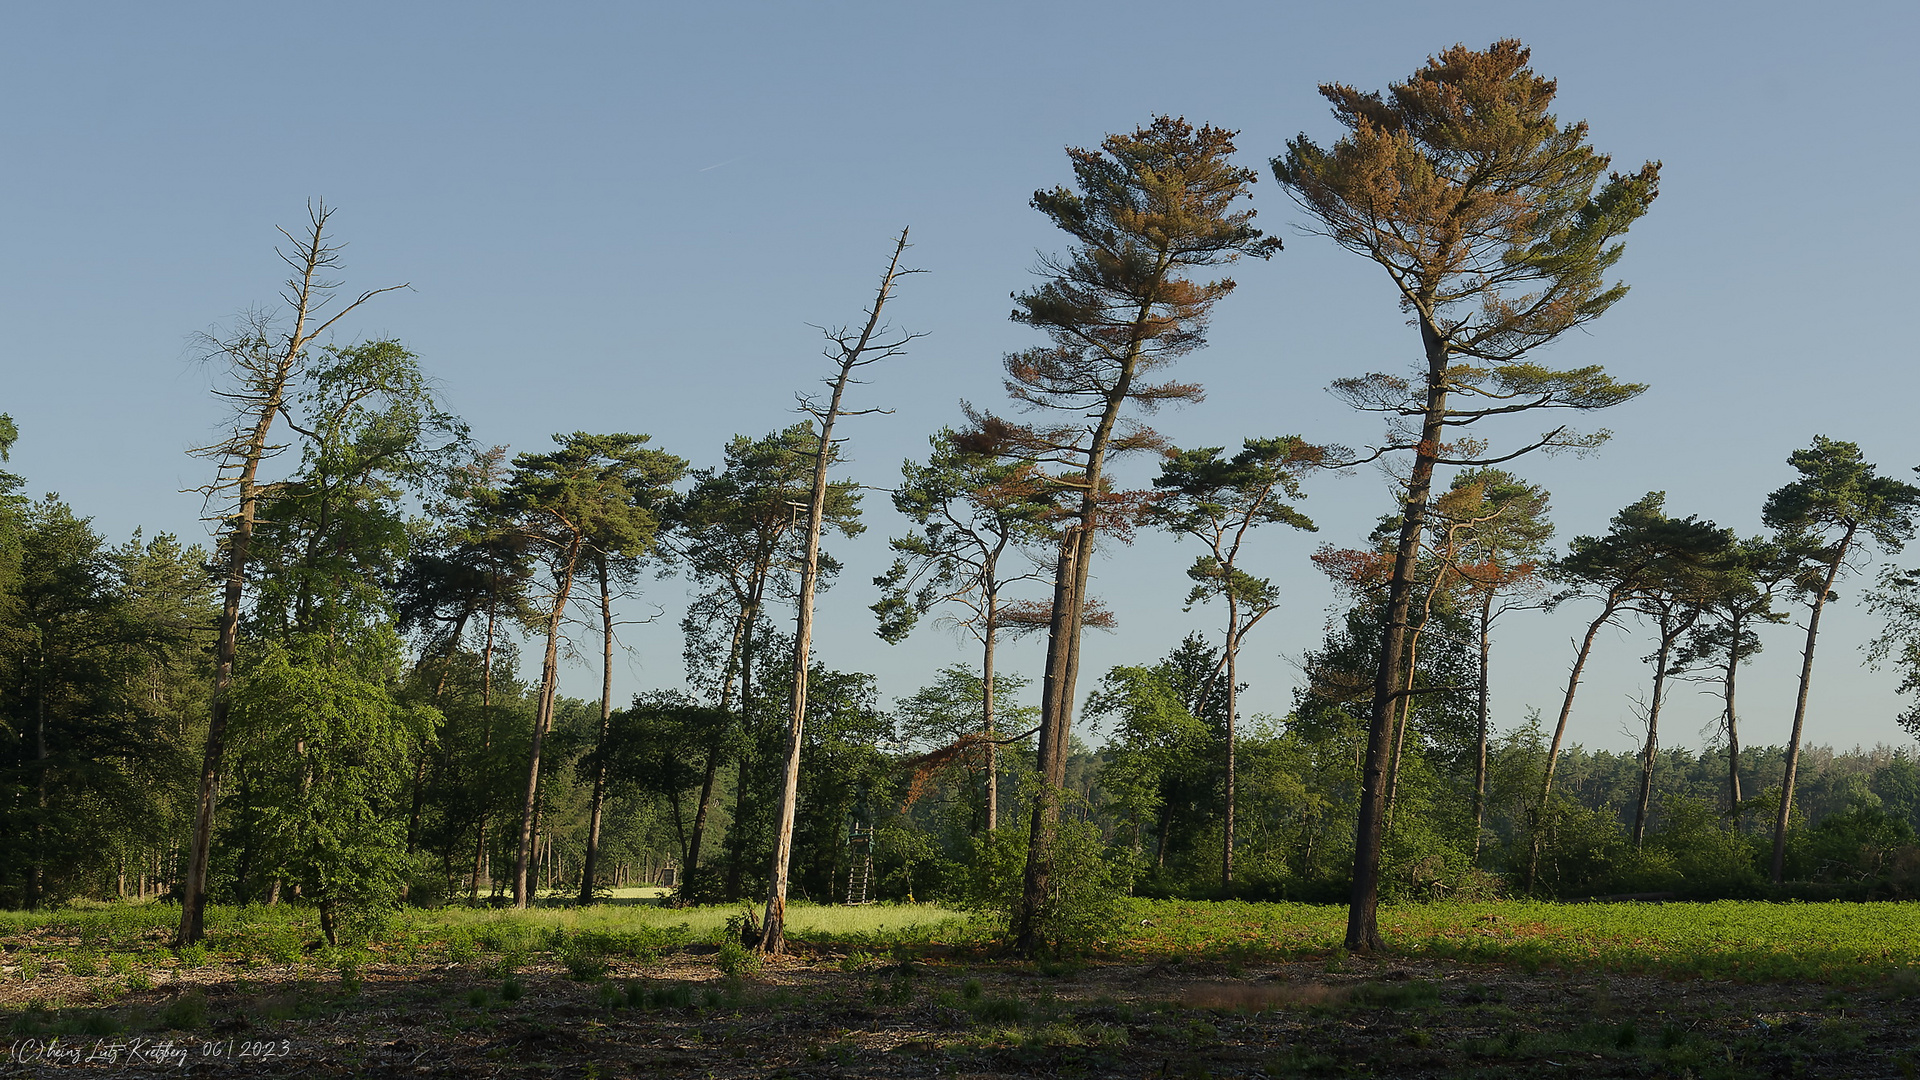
(4, 1, 1916, 755)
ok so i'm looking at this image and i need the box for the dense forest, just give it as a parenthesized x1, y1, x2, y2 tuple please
(5, 41, 1919, 955)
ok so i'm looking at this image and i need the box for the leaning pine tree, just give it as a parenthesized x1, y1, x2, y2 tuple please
(1273, 40, 1659, 952)
(963, 116, 1279, 956)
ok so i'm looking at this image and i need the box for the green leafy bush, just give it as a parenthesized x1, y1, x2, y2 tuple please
(963, 812, 1134, 955)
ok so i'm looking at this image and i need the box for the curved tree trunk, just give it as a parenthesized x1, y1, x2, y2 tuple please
(1525, 597, 1621, 890)
(681, 608, 746, 902)
(1771, 533, 1852, 883)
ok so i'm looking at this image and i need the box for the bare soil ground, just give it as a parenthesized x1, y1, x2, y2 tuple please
(5, 944, 1918, 1078)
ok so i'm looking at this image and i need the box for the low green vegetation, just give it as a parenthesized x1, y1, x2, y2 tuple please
(5, 897, 1917, 1077)
(5, 897, 1919, 988)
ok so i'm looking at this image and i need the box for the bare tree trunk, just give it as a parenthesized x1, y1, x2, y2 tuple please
(1771, 535, 1852, 883)
(579, 556, 617, 906)
(760, 228, 913, 955)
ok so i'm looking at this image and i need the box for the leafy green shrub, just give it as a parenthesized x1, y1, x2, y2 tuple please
(963, 813, 1132, 954)
(1517, 799, 1631, 896)
(443, 928, 478, 964)
(714, 938, 761, 978)
(1787, 800, 1918, 884)
(563, 948, 611, 982)
(498, 976, 523, 1002)
(336, 956, 363, 995)
(1645, 798, 1761, 896)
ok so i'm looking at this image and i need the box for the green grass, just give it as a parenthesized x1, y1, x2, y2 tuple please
(1116, 898, 1920, 982)
(6, 897, 1920, 986)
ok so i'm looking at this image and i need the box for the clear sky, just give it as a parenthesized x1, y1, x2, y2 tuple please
(4, 1, 1916, 756)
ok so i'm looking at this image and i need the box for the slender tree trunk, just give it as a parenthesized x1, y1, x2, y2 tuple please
(1631, 616, 1684, 847)
(580, 556, 616, 906)
(1525, 598, 1621, 890)
(29, 655, 47, 909)
(1384, 692, 1412, 823)
(759, 229, 911, 954)
(1347, 312, 1447, 954)
(1472, 593, 1493, 861)
(1222, 602, 1239, 889)
(982, 604, 999, 833)
(724, 570, 765, 900)
(1388, 551, 1455, 824)
(1771, 538, 1851, 883)
(481, 605, 496, 708)
(179, 405, 275, 944)
(683, 608, 747, 901)
(514, 538, 582, 907)
(1723, 623, 1744, 816)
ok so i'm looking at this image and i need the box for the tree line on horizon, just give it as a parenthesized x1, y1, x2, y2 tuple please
(5, 40, 1920, 954)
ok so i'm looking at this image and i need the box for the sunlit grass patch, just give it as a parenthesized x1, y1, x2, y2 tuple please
(1113, 897, 1920, 984)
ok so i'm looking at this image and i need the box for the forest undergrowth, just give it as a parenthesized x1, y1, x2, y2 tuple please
(4, 899, 1919, 1077)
